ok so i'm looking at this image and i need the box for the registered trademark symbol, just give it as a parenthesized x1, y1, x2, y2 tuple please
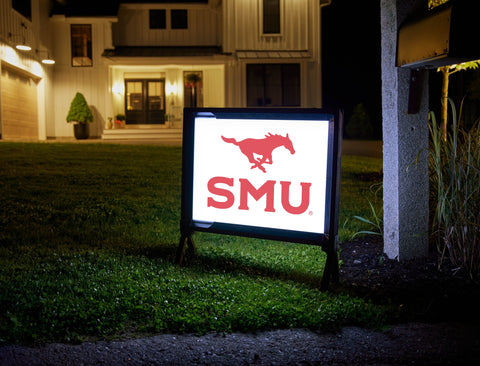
(308, 211, 313, 216)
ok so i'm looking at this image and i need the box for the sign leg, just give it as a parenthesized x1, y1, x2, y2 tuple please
(320, 248, 339, 291)
(176, 234, 197, 266)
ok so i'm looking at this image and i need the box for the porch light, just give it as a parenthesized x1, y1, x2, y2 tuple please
(167, 82, 178, 95)
(112, 83, 125, 95)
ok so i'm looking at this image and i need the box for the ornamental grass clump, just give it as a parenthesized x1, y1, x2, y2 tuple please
(429, 99, 480, 279)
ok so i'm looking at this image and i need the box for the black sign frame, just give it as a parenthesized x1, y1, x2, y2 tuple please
(177, 108, 342, 289)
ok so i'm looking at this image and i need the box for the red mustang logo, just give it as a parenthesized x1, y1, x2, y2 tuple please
(221, 133, 295, 173)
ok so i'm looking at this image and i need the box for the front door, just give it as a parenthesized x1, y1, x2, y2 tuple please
(125, 79, 165, 124)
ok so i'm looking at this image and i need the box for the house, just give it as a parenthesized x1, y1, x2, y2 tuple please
(0, 0, 331, 141)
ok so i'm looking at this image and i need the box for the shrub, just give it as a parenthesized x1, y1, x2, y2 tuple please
(66, 92, 93, 124)
(345, 103, 374, 140)
(429, 99, 480, 279)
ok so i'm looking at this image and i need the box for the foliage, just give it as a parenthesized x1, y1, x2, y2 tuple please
(184, 72, 202, 87)
(115, 114, 126, 122)
(428, 0, 449, 10)
(437, 61, 480, 140)
(352, 200, 383, 239)
(66, 92, 93, 124)
(339, 156, 383, 240)
(345, 103, 374, 140)
(0, 143, 385, 344)
(429, 99, 480, 279)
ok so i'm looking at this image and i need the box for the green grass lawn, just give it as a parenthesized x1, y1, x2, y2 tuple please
(0, 142, 383, 344)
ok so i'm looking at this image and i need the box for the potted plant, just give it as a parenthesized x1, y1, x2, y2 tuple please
(184, 72, 202, 107)
(66, 92, 93, 139)
(115, 114, 126, 128)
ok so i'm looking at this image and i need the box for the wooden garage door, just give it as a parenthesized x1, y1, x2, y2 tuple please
(1, 65, 38, 139)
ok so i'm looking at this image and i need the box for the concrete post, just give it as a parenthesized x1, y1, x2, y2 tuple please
(381, 0, 429, 260)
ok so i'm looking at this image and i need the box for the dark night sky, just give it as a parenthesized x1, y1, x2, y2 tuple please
(322, 0, 382, 138)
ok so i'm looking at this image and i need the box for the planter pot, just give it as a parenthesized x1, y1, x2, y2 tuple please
(74, 123, 89, 140)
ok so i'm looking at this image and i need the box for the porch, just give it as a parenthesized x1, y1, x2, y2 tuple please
(102, 125, 182, 144)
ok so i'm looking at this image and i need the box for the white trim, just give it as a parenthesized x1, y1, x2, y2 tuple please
(50, 15, 118, 24)
(236, 51, 311, 60)
(121, 3, 209, 10)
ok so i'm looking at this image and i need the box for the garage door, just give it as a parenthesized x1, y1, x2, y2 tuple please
(1, 64, 38, 139)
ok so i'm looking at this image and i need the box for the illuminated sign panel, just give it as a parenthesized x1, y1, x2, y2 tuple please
(181, 108, 341, 246)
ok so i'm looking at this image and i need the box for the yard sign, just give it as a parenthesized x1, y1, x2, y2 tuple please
(178, 108, 342, 289)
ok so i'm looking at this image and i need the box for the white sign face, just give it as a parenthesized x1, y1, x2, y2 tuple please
(192, 117, 330, 234)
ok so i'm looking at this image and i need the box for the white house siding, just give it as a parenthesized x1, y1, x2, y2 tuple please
(223, 0, 310, 52)
(0, 0, 54, 140)
(223, 0, 323, 108)
(106, 2, 225, 125)
(50, 18, 115, 138)
(1, 0, 327, 140)
(203, 67, 225, 107)
(113, 4, 221, 47)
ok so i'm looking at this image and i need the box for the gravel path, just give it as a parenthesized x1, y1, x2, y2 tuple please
(2, 322, 479, 365)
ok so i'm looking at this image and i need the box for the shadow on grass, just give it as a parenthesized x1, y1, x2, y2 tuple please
(200, 255, 324, 288)
(118, 238, 326, 289)
(181, 248, 325, 289)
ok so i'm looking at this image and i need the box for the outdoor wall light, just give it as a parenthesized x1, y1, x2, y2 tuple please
(167, 82, 178, 96)
(37, 49, 55, 65)
(112, 83, 124, 95)
(9, 34, 31, 51)
(16, 42, 31, 51)
(9, 27, 32, 52)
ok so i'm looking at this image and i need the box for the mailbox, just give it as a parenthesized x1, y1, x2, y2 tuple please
(397, 1, 480, 68)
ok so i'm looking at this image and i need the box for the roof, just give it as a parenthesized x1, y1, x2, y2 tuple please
(102, 46, 224, 58)
(50, 0, 208, 17)
(236, 51, 312, 59)
(51, 0, 120, 17)
(119, 1, 208, 3)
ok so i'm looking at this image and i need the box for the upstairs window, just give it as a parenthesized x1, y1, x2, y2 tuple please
(12, 0, 31, 20)
(71, 24, 92, 67)
(171, 9, 188, 29)
(263, 0, 281, 34)
(149, 9, 166, 29)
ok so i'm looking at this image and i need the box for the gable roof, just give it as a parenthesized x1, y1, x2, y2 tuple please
(50, 0, 209, 17)
(51, 0, 120, 17)
(120, 1, 208, 3)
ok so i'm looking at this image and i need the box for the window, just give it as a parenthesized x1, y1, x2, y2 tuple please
(12, 0, 31, 20)
(247, 64, 300, 107)
(149, 9, 166, 29)
(263, 0, 280, 34)
(171, 9, 188, 29)
(71, 25, 92, 67)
